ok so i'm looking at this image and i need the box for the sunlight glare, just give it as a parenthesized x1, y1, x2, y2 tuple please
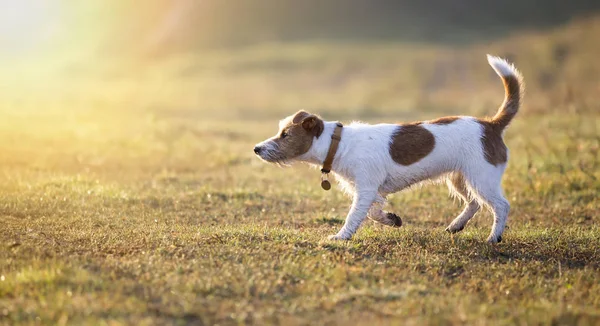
(0, 0, 60, 54)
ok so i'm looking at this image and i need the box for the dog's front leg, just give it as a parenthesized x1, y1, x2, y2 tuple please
(328, 188, 377, 240)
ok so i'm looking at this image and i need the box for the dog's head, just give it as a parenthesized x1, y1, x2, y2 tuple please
(254, 110, 324, 165)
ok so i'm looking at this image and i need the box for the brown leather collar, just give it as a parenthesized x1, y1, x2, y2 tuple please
(320, 122, 343, 190)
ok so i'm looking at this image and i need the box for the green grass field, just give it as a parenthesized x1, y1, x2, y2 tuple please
(1, 18, 600, 325)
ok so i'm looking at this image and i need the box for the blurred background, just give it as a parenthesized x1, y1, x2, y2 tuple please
(0, 0, 598, 179)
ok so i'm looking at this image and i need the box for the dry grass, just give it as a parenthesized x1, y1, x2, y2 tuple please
(1, 18, 600, 325)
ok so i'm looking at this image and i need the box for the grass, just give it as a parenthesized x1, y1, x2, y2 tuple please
(1, 18, 600, 325)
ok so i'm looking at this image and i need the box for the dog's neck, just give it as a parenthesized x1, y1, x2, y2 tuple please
(299, 121, 344, 168)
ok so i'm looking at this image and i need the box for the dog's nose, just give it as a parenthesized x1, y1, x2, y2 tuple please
(253, 146, 262, 154)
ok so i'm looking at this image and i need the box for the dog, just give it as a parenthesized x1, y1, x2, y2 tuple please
(254, 55, 523, 243)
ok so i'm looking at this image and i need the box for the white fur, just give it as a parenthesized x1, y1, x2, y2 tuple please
(487, 54, 522, 79)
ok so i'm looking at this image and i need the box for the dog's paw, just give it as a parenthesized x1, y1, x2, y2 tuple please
(386, 212, 402, 228)
(327, 234, 351, 241)
(486, 234, 503, 244)
(445, 224, 464, 234)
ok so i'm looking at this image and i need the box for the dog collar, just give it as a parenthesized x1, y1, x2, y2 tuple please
(320, 122, 343, 190)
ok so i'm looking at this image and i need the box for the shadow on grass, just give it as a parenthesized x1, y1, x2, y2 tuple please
(351, 227, 600, 269)
(315, 217, 344, 225)
(197, 224, 599, 270)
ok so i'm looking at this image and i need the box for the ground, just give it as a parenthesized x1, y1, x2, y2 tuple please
(1, 18, 599, 325)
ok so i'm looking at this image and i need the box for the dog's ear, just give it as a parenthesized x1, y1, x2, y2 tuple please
(301, 115, 324, 138)
(292, 110, 311, 124)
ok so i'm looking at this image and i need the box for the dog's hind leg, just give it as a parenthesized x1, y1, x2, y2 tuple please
(463, 166, 510, 244)
(445, 173, 480, 234)
(367, 193, 402, 227)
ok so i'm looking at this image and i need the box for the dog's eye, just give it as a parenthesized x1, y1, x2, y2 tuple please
(281, 131, 288, 139)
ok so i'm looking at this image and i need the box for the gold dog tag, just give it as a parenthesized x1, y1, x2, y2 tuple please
(321, 173, 331, 190)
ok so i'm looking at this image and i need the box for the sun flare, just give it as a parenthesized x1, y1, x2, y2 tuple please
(0, 0, 61, 54)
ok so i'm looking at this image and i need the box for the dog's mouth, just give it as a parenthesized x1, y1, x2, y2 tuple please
(256, 150, 291, 167)
(255, 142, 292, 166)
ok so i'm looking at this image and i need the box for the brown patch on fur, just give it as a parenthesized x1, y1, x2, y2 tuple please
(477, 120, 508, 165)
(270, 111, 324, 160)
(292, 111, 311, 124)
(288, 110, 324, 138)
(389, 124, 435, 165)
(475, 70, 523, 166)
(429, 116, 459, 125)
(491, 75, 521, 130)
(402, 121, 423, 126)
(476, 72, 522, 166)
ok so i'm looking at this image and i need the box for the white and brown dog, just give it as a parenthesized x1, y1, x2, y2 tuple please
(254, 55, 523, 243)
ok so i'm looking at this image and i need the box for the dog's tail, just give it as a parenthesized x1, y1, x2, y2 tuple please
(486, 54, 524, 131)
